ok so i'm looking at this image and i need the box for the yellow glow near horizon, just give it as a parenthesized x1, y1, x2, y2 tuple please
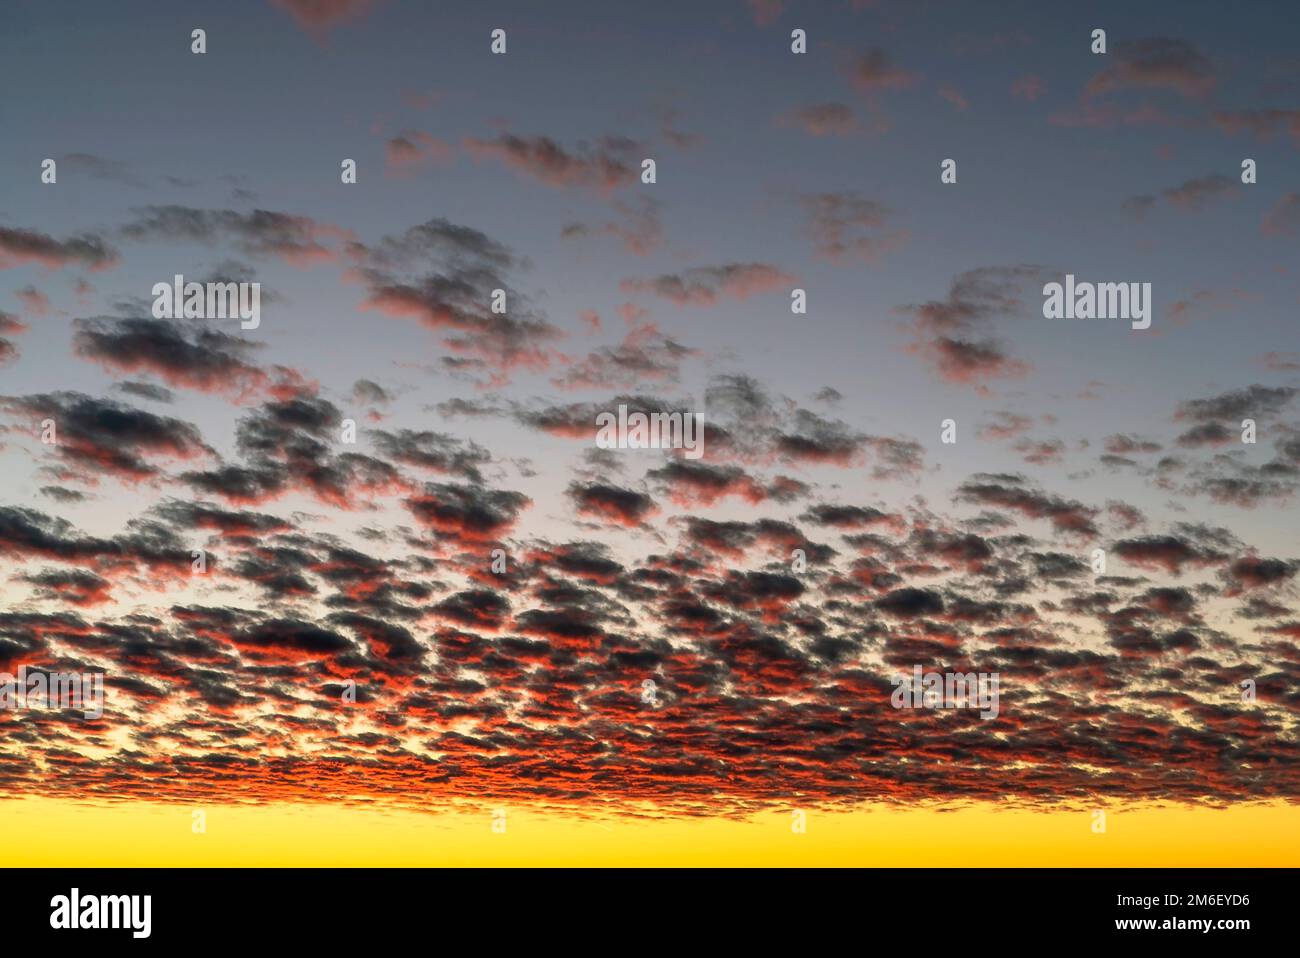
(3, 797, 1297, 867)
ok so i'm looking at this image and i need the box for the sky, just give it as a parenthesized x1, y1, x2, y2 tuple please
(1, 0, 1298, 865)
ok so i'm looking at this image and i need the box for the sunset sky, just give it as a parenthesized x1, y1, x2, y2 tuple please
(1, 0, 1298, 866)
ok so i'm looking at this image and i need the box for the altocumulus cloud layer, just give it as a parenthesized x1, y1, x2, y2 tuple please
(0, 0, 1298, 816)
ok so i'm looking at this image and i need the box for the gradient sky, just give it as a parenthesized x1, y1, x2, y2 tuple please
(1, 0, 1298, 864)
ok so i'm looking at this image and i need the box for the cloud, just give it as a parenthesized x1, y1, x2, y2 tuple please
(1113, 535, 1224, 576)
(897, 266, 1046, 388)
(1221, 555, 1298, 595)
(647, 461, 767, 507)
(0, 505, 191, 574)
(432, 589, 510, 630)
(0, 225, 118, 271)
(800, 503, 903, 533)
(1262, 193, 1300, 237)
(270, 0, 376, 33)
(957, 473, 1099, 538)
(352, 218, 562, 383)
(121, 206, 350, 265)
(1176, 422, 1234, 449)
(620, 263, 795, 306)
(849, 48, 918, 95)
(385, 132, 453, 172)
(0, 311, 26, 366)
(405, 481, 530, 543)
(552, 320, 694, 390)
(1105, 434, 1162, 455)
(561, 197, 663, 255)
(1212, 109, 1300, 142)
(230, 618, 355, 662)
(352, 379, 392, 405)
(463, 133, 641, 191)
(1161, 174, 1236, 210)
(23, 568, 113, 606)
(979, 412, 1035, 441)
(57, 153, 144, 187)
(1014, 438, 1066, 465)
(1260, 352, 1300, 373)
(938, 86, 969, 111)
(1177, 431, 1300, 506)
(775, 410, 869, 467)
(1175, 385, 1297, 423)
(779, 102, 857, 136)
(0, 392, 212, 482)
(152, 500, 292, 537)
(5, 5, 1299, 819)
(1084, 37, 1215, 99)
(801, 192, 908, 263)
(1048, 101, 1182, 129)
(568, 481, 657, 526)
(178, 393, 407, 508)
(74, 316, 269, 401)
(15, 286, 51, 316)
(875, 587, 944, 618)
(746, 0, 783, 27)
(1010, 74, 1046, 101)
(369, 428, 489, 480)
